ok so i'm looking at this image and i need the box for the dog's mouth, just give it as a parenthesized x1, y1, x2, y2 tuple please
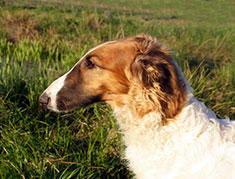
(39, 92, 51, 112)
(54, 94, 101, 112)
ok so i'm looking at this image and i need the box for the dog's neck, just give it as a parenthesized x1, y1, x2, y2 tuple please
(106, 80, 196, 148)
(109, 96, 216, 148)
(112, 105, 163, 132)
(111, 105, 163, 149)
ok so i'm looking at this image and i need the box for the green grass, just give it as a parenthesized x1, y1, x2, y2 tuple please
(0, 0, 234, 178)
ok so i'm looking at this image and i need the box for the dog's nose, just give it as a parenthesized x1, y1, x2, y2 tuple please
(39, 93, 51, 106)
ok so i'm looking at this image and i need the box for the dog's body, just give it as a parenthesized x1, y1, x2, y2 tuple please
(116, 98, 235, 179)
(40, 35, 235, 179)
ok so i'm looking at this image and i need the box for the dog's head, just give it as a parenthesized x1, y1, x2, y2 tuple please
(40, 35, 188, 120)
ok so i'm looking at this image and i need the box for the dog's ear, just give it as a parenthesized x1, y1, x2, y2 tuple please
(133, 54, 174, 93)
(131, 37, 185, 120)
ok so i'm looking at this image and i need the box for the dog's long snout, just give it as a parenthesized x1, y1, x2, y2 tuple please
(39, 93, 51, 107)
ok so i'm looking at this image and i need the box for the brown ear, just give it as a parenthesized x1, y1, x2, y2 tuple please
(131, 38, 186, 121)
(134, 55, 174, 92)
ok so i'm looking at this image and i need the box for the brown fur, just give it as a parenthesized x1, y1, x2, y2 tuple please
(131, 35, 186, 122)
(56, 35, 186, 124)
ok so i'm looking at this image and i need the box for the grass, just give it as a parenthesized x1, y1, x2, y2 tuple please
(0, 0, 234, 178)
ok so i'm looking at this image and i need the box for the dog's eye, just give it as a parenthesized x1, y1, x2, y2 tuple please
(86, 57, 96, 69)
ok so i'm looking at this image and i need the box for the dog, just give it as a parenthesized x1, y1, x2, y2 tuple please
(40, 35, 235, 179)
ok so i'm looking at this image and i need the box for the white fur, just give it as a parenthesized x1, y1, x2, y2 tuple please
(42, 74, 67, 111)
(113, 90, 235, 179)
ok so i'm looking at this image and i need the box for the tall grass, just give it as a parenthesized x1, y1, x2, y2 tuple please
(0, 0, 234, 178)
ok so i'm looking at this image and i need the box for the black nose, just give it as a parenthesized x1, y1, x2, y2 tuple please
(39, 93, 50, 106)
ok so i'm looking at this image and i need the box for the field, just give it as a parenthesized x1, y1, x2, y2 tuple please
(0, 0, 234, 178)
